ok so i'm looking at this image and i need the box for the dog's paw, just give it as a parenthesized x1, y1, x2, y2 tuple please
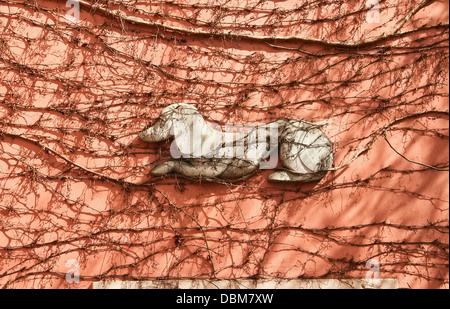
(150, 161, 176, 177)
(268, 171, 292, 182)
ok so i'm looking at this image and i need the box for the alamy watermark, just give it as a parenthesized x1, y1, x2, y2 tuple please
(365, 0, 381, 23)
(168, 116, 280, 170)
(65, 0, 80, 24)
(65, 259, 80, 284)
(365, 258, 381, 287)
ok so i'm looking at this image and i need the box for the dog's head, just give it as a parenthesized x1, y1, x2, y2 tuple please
(139, 103, 201, 142)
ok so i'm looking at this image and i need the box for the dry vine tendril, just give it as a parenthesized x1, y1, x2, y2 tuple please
(0, 0, 448, 288)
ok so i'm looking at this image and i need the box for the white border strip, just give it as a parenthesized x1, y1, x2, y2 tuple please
(93, 279, 398, 289)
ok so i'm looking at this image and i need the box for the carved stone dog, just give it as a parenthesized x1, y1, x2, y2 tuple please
(139, 103, 333, 183)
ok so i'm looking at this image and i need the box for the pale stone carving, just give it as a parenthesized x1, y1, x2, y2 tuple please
(139, 103, 333, 183)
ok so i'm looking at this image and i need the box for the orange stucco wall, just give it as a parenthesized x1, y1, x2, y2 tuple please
(0, 0, 448, 288)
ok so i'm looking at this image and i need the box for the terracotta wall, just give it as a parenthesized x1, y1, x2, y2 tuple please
(0, 0, 448, 288)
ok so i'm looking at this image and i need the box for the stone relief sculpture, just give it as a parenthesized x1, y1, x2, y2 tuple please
(139, 103, 333, 183)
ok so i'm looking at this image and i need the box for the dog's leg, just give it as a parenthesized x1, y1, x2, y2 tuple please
(220, 159, 259, 180)
(274, 120, 333, 183)
(150, 161, 177, 176)
(268, 170, 327, 183)
(151, 159, 229, 180)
